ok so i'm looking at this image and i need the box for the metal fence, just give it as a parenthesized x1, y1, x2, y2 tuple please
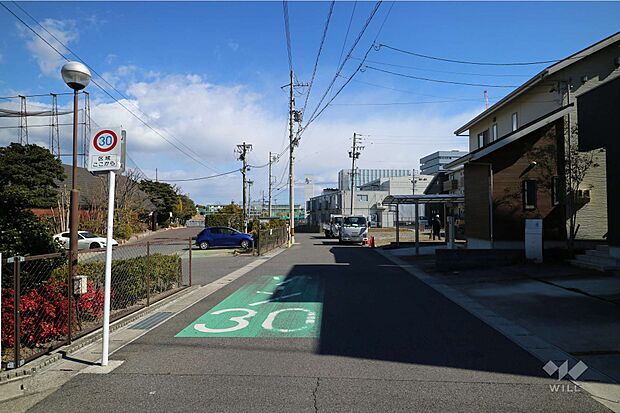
(256, 227, 288, 255)
(1, 238, 193, 370)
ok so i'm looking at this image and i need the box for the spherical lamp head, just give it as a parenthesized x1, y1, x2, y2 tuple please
(61, 61, 91, 91)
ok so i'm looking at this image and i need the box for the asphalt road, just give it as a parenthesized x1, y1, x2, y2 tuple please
(27, 234, 608, 412)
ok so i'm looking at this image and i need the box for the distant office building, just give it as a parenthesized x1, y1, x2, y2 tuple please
(338, 168, 410, 191)
(419, 150, 468, 175)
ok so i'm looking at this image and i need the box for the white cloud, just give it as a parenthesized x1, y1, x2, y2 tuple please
(227, 40, 239, 52)
(18, 18, 78, 77)
(0, 66, 478, 204)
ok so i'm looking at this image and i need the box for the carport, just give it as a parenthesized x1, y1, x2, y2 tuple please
(382, 194, 465, 255)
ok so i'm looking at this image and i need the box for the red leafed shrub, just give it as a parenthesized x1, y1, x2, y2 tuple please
(77, 280, 109, 321)
(1, 279, 106, 348)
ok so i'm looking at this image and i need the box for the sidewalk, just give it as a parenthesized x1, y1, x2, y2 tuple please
(388, 249, 620, 383)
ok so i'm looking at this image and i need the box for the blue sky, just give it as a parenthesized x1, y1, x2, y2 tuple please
(1, 1, 619, 204)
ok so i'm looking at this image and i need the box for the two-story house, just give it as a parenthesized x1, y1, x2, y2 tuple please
(446, 31, 620, 255)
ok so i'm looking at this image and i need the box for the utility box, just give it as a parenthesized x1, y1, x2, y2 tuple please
(73, 275, 88, 295)
(524, 219, 543, 263)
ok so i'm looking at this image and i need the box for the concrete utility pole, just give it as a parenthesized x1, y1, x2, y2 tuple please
(411, 168, 416, 195)
(268, 151, 277, 217)
(349, 132, 364, 215)
(288, 70, 296, 246)
(247, 180, 254, 220)
(236, 142, 252, 232)
(284, 70, 306, 246)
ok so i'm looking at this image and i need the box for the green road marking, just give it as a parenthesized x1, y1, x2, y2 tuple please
(176, 275, 323, 338)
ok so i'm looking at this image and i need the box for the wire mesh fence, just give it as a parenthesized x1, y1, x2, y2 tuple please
(257, 227, 288, 255)
(1, 237, 192, 370)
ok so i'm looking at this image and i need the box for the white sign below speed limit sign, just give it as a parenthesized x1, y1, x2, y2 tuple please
(88, 127, 125, 173)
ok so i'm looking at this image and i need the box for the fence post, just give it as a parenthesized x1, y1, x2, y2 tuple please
(188, 237, 192, 287)
(13, 257, 20, 369)
(146, 241, 151, 306)
(256, 230, 261, 256)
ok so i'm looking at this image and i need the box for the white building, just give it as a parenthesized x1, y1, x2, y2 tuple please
(308, 174, 432, 227)
(419, 150, 468, 175)
(337, 168, 411, 191)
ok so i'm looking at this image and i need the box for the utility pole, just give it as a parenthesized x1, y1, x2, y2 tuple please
(348, 132, 364, 215)
(283, 70, 306, 246)
(411, 168, 416, 195)
(289, 70, 296, 246)
(247, 180, 254, 220)
(268, 151, 277, 217)
(236, 142, 253, 232)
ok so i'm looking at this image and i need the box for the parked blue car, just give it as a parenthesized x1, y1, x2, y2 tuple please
(195, 226, 253, 250)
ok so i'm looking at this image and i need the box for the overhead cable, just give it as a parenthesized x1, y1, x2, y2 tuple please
(2, 2, 220, 174)
(376, 43, 567, 66)
(364, 66, 519, 88)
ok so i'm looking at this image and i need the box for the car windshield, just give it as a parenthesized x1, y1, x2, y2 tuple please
(334, 217, 343, 224)
(344, 217, 367, 227)
(80, 231, 98, 238)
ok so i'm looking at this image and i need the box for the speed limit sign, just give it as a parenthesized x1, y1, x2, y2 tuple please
(88, 127, 124, 172)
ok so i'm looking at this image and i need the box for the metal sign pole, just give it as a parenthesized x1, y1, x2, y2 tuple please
(0, 252, 2, 365)
(101, 170, 116, 366)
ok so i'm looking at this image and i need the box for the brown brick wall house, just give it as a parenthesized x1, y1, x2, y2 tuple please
(465, 119, 567, 244)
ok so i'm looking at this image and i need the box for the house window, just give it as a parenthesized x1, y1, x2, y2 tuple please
(523, 180, 537, 210)
(477, 129, 490, 149)
(492, 123, 498, 141)
(512, 112, 519, 131)
(551, 176, 560, 205)
(357, 194, 368, 202)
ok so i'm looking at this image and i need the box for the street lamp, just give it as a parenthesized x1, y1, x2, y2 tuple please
(61, 61, 91, 342)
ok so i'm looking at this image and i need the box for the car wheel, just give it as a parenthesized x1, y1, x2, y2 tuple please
(240, 239, 250, 249)
(199, 241, 210, 250)
(89, 242, 100, 249)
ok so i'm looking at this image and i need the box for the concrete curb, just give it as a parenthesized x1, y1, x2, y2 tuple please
(0, 243, 289, 391)
(0, 285, 197, 385)
(374, 248, 620, 412)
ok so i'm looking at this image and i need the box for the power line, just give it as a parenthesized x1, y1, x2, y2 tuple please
(331, 98, 486, 106)
(2, 2, 220, 174)
(158, 169, 239, 182)
(282, 1, 293, 72)
(376, 43, 568, 66)
(337, 1, 357, 67)
(351, 57, 533, 77)
(301, 0, 335, 116)
(304, 1, 384, 129)
(13, 0, 210, 169)
(364, 65, 520, 88)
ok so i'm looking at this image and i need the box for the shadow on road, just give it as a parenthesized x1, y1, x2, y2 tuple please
(270, 244, 588, 381)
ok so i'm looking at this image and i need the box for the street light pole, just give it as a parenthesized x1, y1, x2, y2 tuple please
(61, 61, 91, 343)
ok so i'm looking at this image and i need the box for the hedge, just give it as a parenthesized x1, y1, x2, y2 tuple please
(51, 254, 181, 308)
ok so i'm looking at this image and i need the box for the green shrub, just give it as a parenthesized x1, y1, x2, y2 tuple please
(51, 254, 181, 308)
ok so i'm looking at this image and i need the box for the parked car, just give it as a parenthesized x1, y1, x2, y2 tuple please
(53, 231, 119, 250)
(195, 226, 253, 250)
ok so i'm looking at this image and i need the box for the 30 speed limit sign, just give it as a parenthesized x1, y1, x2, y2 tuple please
(88, 128, 124, 173)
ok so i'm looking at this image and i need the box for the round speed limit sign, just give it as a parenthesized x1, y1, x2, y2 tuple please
(93, 130, 118, 152)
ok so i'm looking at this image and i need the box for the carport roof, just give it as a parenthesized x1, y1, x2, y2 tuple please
(383, 194, 464, 204)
